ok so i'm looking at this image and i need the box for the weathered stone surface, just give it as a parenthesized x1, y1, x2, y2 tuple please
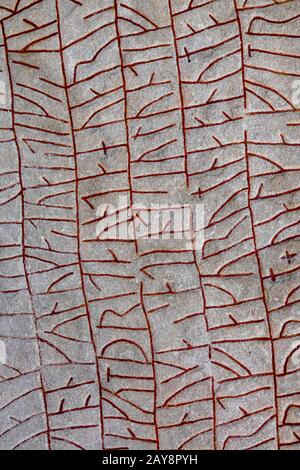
(0, 0, 299, 450)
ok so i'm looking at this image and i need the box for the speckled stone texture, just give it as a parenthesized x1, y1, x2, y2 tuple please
(0, 0, 300, 451)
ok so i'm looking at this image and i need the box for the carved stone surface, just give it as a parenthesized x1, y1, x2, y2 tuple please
(0, 0, 299, 450)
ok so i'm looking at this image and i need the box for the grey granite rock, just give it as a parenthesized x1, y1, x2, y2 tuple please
(0, 0, 299, 450)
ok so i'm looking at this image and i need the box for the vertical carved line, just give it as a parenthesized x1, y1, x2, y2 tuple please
(55, 0, 104, 449)
(167, 0, 190, 188)
(244, 130, 280, 448)
(114, 0, 138, 255)
(140, 282, 160, 449)
(234, 0, 279, 448)
(1, 20, 52, 450)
